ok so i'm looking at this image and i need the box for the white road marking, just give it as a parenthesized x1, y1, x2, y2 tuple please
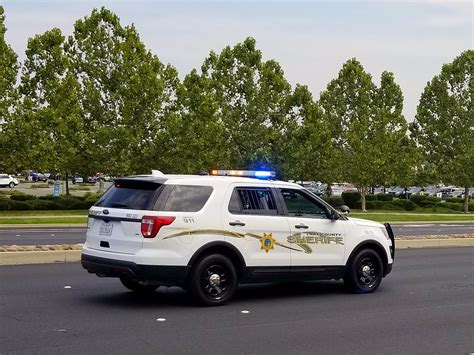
(64, 286, 71, 289)
(156, 318, 166, 322)
(241, 310, 250, 314)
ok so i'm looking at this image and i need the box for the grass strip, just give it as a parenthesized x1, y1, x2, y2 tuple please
(0, 210, 89, 216)
(351, 213, 473, 222)
(0, 217, 87, 224)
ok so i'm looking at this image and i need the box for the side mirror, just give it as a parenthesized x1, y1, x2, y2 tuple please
(329, 209, 340, 221)
(340, 205, 350, 214)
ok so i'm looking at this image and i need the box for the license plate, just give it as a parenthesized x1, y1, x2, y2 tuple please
(99, 223, 113, 236)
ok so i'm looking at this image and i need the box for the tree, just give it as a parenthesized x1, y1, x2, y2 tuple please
(11, 28, 84, 194)
(319, 59, 413, 211)
(180, 37, 294, 176)
(0, 6, 19, 172)
(410, 50, 473, 212)
(67, 7, 180, 179)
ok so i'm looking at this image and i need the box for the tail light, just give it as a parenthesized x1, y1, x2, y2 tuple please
(141, 216, 175, 238)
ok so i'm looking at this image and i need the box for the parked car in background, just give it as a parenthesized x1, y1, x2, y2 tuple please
(30, 172, 48, 182)
(0, 174, 19, 188)
(72, 176, 84, 184)
(87, 176, 98, 183)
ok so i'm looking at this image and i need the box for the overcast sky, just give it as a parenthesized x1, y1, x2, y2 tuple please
(1, 0, 472, 121)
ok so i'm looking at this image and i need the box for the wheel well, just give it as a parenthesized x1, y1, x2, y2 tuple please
(187, 242, 246, 281)
(347, 241, 388, 276)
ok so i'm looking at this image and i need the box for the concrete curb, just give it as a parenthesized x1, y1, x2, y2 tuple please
(0, 250, 81, 265)
(0, 238, 473, 266)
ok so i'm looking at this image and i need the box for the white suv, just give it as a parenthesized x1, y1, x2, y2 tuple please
(82, 171, 394, 306)
(0, 174, 19, 188)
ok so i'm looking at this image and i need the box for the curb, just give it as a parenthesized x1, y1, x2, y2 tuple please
(0, 238, 473, 266)
(0, 250, 81, 265)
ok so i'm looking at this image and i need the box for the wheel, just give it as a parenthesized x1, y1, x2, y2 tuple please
(119, 276, 160, 294)
(344, 249, 383, 293)
(190, 254, 238, 306)
(8, 182, 14, 188)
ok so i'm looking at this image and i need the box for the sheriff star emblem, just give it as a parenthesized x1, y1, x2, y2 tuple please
(260, 233, 276, 253)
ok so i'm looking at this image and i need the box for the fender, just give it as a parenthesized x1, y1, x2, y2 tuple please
(187, 241, 247, 275)
(346, 239, 390, 276)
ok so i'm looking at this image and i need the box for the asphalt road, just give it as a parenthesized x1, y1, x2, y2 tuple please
(0, 247, 472, 354)
(0, 223, 473, 246)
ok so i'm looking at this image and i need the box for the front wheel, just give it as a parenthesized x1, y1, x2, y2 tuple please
(8, 182, 14, 188)
(190, 254, 238, 306)
(344, 249, 383, 293)
(119, 277, 160, 294)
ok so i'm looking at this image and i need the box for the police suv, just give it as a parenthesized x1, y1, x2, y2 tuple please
(82, 170, 395, 306)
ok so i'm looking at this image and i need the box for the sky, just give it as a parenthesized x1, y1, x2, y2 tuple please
(1, 0, 472, 121)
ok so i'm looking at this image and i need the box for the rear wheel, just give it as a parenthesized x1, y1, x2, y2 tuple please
(190, 254, 237, 306)
(119, 276, 160, 294)
(8, 182, 14, 188)
(344, 249, 383, 293)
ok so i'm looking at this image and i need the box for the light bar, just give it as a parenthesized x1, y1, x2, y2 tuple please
(209, 170, 276, 180)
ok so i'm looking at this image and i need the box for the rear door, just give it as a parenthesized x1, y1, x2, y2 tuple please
(221, 183, 291, 268)
(87, 179, 162, 255)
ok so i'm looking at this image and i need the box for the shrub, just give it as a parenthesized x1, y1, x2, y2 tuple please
(365, 201, 377, 210)
(443, 202, 463, 211)
(341, 191, 361, 209)
(84, 192, 102, 203)
(380, 202, 404, 210)
(418, 201, 440, 208)
(0, 199, 31, 211)
(393, 199, 416, 211)
(376, 194, 393, 202)
(29, 183, 50, 189)
(365, 194, 377, 201)
(409, 194, 427, 205)
(424, 196, 441, 203)
(446, 197, 464, 203)
(26, 199, 62, 210)
(10, 194, 37, 201)
(322, 196, 344, 208)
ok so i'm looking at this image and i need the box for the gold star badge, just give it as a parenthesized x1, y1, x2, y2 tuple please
(260, 233, 276, 253)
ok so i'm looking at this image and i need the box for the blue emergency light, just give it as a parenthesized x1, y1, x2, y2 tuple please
(210, 170, 276, 180)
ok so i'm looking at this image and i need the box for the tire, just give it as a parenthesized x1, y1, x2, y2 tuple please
(344, 249, 383, 293)
(8, 182, 14, 188)
(119, 276, 160, 294)
(190, 254, 238, 306)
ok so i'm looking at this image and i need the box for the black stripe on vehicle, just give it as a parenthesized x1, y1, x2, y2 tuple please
(88, 214, 142, 223)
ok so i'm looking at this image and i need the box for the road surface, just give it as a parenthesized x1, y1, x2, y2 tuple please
(0, 247, 472, 354)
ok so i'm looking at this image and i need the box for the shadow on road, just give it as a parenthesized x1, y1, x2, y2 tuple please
(81, 280, 347, 308)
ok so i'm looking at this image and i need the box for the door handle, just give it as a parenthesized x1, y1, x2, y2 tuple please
(229, 221, 246, 227)
(295, 224, 309, 229)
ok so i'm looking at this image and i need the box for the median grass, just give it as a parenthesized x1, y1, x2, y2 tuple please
(0, 209, 472, 225)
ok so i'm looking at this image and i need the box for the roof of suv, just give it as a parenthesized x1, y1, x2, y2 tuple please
(118, 174, 300, 188)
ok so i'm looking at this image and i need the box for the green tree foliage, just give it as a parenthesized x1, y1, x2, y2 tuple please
(410, 50, 473, 212)
(66, 7, 180, 176)
(179, 38, 295, 176)
(0, 6, 19, 172)
(319, 59, 413, 210)
(10, 28, 83, 194)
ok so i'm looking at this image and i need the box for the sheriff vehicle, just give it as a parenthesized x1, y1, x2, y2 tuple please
(82, 170, 395, 306)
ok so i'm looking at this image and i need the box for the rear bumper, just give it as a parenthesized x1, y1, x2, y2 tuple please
(81, 254, 190, 287)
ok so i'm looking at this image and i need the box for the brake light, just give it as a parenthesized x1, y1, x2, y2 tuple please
(141, 216, 175, 238)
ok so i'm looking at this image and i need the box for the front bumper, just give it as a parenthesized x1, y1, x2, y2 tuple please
(81, 254, 190, 287)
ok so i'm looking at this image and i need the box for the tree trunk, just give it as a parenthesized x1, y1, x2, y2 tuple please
(99, 178, 104, 193)
(65, 173, 70, 196)
(360, 186, 368, 212)
(463, 186, 469, 213)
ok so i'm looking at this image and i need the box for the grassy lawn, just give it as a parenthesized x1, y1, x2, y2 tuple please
(351, 212, 473, 222)
(0, 209, 471, 224)
(0, 217, 87, 224)
(0, 210, 88, 216)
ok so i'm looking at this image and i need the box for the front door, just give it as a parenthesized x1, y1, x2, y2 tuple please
(277, 188, 346, 266)
(221, 184, 291, 269)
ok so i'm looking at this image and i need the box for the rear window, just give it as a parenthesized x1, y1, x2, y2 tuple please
(155, 185, 213, 212)
(95, 180, 162, 210)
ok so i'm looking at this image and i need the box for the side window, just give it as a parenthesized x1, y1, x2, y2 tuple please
(160, 185, 213, 212)
(228, 187, 278, 216)
(280, 188, 328, 219)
